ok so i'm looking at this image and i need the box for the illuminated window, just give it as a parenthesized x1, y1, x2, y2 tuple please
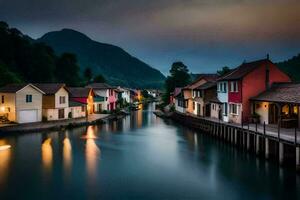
(281, 105, 289, 115)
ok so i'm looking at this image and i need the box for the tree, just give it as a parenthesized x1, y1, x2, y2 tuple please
(84, 67, 92, 83)
(141, 90, 150, 99)
(217, 66, 231, 76)
(0, 63, 21, 87)
(93, 74, 106, 83)
(163, 61, 191, 104)
(55, 53, 81, 86)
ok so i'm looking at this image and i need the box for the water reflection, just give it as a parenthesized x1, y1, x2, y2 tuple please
(63, 132, 72, 176)
(0, 139, 11, 185)
(41, 137, 53, 172)
(83, 126, 100, 181)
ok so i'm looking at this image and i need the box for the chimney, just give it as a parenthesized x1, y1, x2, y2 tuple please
(266, 53, 270, 60)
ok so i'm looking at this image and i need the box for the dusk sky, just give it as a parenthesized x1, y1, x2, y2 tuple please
(1, 0, 300, 74)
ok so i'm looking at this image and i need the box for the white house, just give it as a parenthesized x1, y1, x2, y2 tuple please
(0, 84, 45, 123)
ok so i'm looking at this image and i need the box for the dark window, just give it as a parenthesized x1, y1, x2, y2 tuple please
(223, 103, 228, 116)
(1, 95, 4, 104)
(59, 96, 66, 104)
(26, 95, 32, 103)
(193, 102, 195, 110)
(81, 106, 85, 112)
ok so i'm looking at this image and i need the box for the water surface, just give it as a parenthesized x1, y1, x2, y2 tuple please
(0, 103, 299, 199)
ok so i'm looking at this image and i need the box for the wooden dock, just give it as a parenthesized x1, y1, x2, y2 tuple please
(169, 111, 300, 170)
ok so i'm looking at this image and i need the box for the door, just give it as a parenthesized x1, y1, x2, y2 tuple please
(269, 104, 278, 124)
(205, 104, 211, 117)
(197, 104, 201, 116)
(18, 110, 38, 123)
(98, 104, 102, 112)
(58, 109, 65, 119)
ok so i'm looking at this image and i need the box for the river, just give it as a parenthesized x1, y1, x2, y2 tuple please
(0, 103, 299, 199)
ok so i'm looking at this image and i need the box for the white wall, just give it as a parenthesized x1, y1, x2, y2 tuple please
(55, 87, 69, 108)
(217, 81, 229, 122)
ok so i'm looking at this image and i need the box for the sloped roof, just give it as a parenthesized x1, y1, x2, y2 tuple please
(210, 96, 222, 104)
(195, 81, 216, 90)
(0, 83, 45, 94)
(86, 83, 116, 89)
(184, 74, 218, 90)
(68, 87, 92, 98)
(69, 100, 86, 107)
(251, 83, 300, 104)
(218, 59, 273, 81)
(34, 83, 66, 95)
(173, 87, 182, 97)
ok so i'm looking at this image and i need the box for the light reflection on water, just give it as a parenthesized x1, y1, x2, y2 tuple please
(0, 103, 299, 199)
(0, 139, 11, 186)
(41, 138, 53, 172)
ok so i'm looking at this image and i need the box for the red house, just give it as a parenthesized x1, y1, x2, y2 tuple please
(218, 57, 291, 124)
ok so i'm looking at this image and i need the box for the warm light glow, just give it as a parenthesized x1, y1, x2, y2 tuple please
(0, 106, 5, 112)
(0, 145, 11, 151)
(63, 136, 72, 172)
(81, 126, 98, 139)
(282, 105, 289, 115)
(83, 126, 100, 180)
(0, 142, 11, 185)
(42, 138, 53, 171)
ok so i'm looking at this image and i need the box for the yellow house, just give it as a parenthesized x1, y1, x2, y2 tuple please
(34, 84, 70, 121)
(0, 84, 45, 123)
(183, 74, 218, 114)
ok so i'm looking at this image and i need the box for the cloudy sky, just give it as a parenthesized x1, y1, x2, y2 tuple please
(0, 0, 300, 74)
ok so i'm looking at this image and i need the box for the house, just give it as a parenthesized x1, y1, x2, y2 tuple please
(170, 87, 182, 105)
(130, 89, 141, 103)
(0, 84, 45, 123)
(251, 83, 300, 128)
(217, 57, 291, 124)
(191, 81, 218, 117)
(34, 84, 70, 121)
(68, 87, 94, 115)
(86, 83, 117, 112)
(179, 74, 218, 114)
(69, 100, 87, 118)
(210, 97, 222, 120)
(174, 89, 188, 113)
(115, 87, 131, 107)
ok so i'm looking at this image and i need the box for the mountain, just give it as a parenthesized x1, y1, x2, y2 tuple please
(277, 54, 300, 82)
(38, 29, 165, 88)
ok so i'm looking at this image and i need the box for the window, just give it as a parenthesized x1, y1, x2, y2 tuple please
(223, 103, 228, 116)
(218, 82, 227, 93)
(1, 95, 4, 104)
(26, 95, 32, 103)
(59, 96, 66, 104)
(81, 106, 85, 112)
(230, 104, 239, 115)
(193, 102, 195, 110)
(230, 81, 238, 92)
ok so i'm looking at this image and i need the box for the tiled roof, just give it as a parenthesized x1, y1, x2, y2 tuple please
(251, 83, 300, 104)
(0, 83, 28, 93)
(68, 87, 92, 98)
(0, 83, 44, 94)
(210, 96, 222, 104)
(34, 83, 66, 95)
(184, 74, 218, 90)
(218, 59, 272, 81)
(195, 82, 216, 90)
(86, 83, 116, 89)
(173, 87, 182, 97)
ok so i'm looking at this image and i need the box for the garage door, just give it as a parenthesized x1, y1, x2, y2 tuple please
(18, 110, 38, 123)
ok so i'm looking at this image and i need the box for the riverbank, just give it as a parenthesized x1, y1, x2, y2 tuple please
(0, 113, 125, 135)
(154, 109, 300, 171)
